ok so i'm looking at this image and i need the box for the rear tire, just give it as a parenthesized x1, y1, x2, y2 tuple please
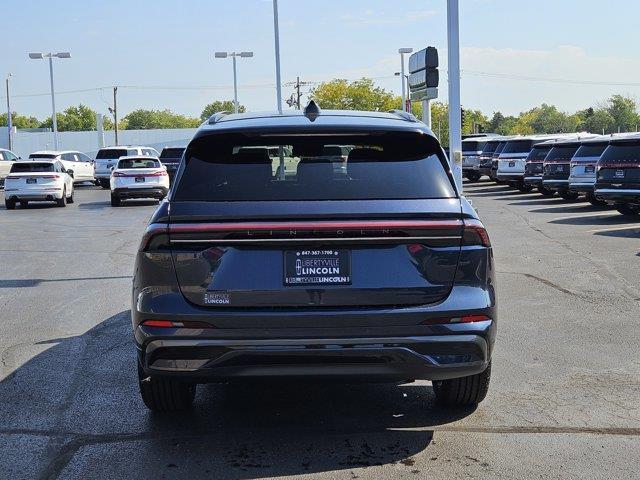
(67, 189, 74, 204)
(560, 191, 580, 200)
(466, 172, 482, 183)
(19, 200, 29, 208)
(138, 363, 196, 412)
(433, 362, 491, 407)
(538, 185, 555, 197)
(586, 193, 606, 207)
(517, 182, 533, 193)
(56, 189, 67, 207)
(110, 193, 121, 207)
(5, 199, 16, 210)
(100, 179, 110, 189)
(615, 204, 640, 216)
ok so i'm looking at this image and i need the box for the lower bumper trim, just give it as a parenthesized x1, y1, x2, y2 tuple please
(141, 333, 490, 382)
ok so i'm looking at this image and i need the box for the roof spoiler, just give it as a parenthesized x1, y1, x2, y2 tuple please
(388, 110, 419, 123)
(207, 111, 230, 125)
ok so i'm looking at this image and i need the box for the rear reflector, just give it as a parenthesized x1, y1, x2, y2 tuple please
(421, 314, 491, 325)
(141, 319, 215, 329)
(452, 314, 491, 323)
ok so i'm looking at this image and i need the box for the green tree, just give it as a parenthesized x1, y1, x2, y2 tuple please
(200, 100, 245, 120)
(39, 104, 99, 131)
(122, 109, 200, 130)
(0, 112, 40, 129)
(583, 108, 615, 134)
(311, 78, 398, 112)
(606, 94, 639, 132)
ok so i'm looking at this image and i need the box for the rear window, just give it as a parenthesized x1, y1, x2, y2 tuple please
(492, 142, 506, 157)
(599, 143, 640, 164)
(481, 141, 500, 155)
(462, 140, 487, 153)
(118, 158, 160, 169)
(96, 149, 132, 159)
(28, 153, 56, 159)
(526, 146, 552, 161)
(159, 148, 185, 160)
(573, 144, 608, 159)
(11, 162, 55, 173)
(545, 145, 579, 161)
(502, 140, 534, 154)
(174, 132, 455, 202)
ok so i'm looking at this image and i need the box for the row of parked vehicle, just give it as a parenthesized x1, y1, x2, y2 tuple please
(0, 145, 185, 209)
(461, 132, 640, 216)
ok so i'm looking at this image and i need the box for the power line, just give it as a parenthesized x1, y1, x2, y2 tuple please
(461, 70, 640, 87)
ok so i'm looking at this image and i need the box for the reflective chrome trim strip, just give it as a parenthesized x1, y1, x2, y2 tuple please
(543, 179, 569, 184)
(595, 189, 640, 195)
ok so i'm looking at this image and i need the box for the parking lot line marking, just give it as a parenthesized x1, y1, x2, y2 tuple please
(586, 225, 640, 234)
(550, 213, 616, 222)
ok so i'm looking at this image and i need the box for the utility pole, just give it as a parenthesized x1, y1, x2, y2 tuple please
(285, 77, 311, 109)
(113, 87, 118, 146)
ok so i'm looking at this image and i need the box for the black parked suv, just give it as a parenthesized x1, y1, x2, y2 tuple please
(159, 146, 186, 181)
(595, 133, 640, 216)
(523, 140, 556, 196)
(133, 105, 497, 411)
(541, 138, 587, 200)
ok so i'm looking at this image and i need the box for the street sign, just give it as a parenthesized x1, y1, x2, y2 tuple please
(410, 87, 438, 101)
(408, 47, 438, 73)
(408, 47, 439, 102)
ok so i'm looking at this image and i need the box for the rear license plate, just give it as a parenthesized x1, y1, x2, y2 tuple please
(284, 249, 351, 285)
(585, 165, 595, 173)
(509, 161, 515, 167)
(26, 178, 37, 184)
(615, 169, 625, 178)
(135, 177, 145, 183)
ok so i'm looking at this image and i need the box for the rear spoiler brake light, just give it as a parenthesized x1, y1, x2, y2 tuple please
(140, 219, 491, 250)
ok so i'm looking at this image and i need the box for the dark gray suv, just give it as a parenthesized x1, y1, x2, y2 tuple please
(132, 105, 497, 411)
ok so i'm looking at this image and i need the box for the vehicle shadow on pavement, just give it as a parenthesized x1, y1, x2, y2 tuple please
(0, 311, 474, 479)
(530, 204, 612, 214)
(78, 200, 159, 210)
(549, 214, 639, 226)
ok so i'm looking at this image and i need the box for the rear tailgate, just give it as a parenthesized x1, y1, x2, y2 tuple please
(168, 200, 463, 309)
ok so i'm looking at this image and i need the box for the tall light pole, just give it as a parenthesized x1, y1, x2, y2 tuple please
(447, 0, 463, 192)
(28, 52, 71, 151)
(5, 73, 12, 151)
(272, 0, 283, 115)
(398, 48, 413, 112)
(214, 51, 253, 114)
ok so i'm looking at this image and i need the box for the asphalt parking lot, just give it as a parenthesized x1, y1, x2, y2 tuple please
(0, 181, 639, 480)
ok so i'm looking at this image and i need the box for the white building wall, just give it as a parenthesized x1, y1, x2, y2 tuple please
(9, 127, 198, 159)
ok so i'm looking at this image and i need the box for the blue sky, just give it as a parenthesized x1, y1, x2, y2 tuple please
(3, 0, 640, 119)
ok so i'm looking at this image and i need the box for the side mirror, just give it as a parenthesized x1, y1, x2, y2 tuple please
(67, 169, 74, 177)
(110, 166, 114, 171)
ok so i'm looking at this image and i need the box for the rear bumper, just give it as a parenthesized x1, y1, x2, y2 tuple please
(595, 188, 640, 204)
(112, 186, 168, 199)
(568, 181, 595, 193)
(137, 323, 494, 382)
(542, 179, 570, 191)
(496, 172, 523, 181)
(4, 190, 63, 201)
(523, 176, 542, 186)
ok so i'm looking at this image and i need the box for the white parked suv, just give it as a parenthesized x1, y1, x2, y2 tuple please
(28, 151, 95, 184)
(4, 160, 74, 209)
(0, 148, 21, 187)
(109, 155, 169, 207)
(95, 146, 160, 189)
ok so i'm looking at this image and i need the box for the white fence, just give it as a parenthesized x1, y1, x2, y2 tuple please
(1, 126, 198, 159)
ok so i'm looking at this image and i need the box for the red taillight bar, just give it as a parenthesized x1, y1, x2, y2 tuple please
(168, 219, 463, 233)
(462, 219, 491, 247)
(6, 174, 59, 179)
(114, 171, 167, 177)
